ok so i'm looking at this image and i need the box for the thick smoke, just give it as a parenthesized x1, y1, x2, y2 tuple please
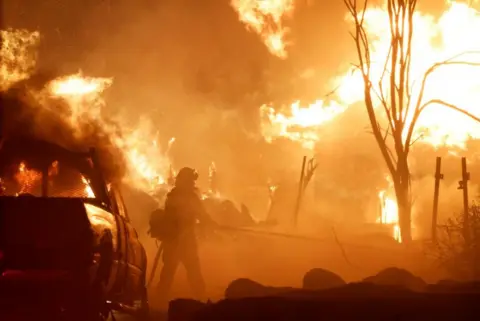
(3, 0, 476, 233)
(0, 73, 127, 183)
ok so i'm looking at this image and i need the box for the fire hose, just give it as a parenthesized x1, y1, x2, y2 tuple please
(147, 241, 163, 287)
(146, 225, 395, 287)
(146, 226, 332, 287)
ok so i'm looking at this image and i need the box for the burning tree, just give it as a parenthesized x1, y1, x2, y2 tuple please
(345, 0, 480, 243)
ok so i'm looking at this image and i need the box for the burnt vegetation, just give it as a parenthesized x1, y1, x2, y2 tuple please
(427, 203, 480, 281)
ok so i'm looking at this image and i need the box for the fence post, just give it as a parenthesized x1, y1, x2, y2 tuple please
(432, 157, 443, 241)
(458, 157, 471, 245)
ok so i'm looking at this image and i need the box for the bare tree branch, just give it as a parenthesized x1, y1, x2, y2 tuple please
(409, 133, 424, 147)
(345, 0, 397, 178)
(419, 99, 480, 123)
(405, 53, 480, 151)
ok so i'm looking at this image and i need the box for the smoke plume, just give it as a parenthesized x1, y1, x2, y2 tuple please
(0, 73, 127, 183)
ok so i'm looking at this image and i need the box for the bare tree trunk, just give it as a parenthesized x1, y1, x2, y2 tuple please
(397, 190, 412, 243)
(394, 155, 412, 243)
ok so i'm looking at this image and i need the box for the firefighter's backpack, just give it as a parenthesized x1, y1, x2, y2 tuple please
(148, 208, 179, 241)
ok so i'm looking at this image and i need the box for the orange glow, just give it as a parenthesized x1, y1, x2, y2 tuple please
(81, 176, 96, 198)
(230, 0, 295, 58)
(0, 29, 40, 91)
(15, 162, 41, 195)
(378, 189, 401, 243)
(47, 74, 174, 195)
(338, 1, 480, 149)
(260, 100, 347, 150)
(208, 161, 220, 197)
(48, 161, 59, 177)
(256, 1, 480, 242)
(84, 203, 118, 251)
(260, 1, 480, 151)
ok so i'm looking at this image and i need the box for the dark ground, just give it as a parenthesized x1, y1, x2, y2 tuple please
(167, 283, 480, 321)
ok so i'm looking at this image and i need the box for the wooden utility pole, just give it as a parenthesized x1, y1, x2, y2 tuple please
(432, 157, 443, 241)
(303, 158, 318, 191)
(458, 157, 471, 244)
(293, 156, 307, 227)
(293, 156, 318, 228)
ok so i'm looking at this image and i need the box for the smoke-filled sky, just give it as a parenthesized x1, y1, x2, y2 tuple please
(0, 0, 454, 110)
(2, 1, 361, 193)
(2, 0, 474, 224)
(0, 0, 449, 126)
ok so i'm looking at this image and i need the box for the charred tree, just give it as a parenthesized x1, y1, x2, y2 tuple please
(345, 0, 480, 243)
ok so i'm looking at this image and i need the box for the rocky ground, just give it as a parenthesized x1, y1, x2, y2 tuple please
(141, 227, 438, 302)
(166, 268, 480, 321)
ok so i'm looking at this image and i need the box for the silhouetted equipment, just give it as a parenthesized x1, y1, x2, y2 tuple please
(147, 207, 181, 287)
(148, 242, 164, 288)
(458, 157, 470, 244)
(293, 156, 317, 227)
(148, 208, 179, 242)
(432, 157, 443, 241)
(204, 197, 255, 227)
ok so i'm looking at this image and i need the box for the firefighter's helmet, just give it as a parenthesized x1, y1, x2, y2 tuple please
(175, 167, 198, 185)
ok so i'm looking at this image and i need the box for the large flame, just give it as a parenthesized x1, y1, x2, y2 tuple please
(260, 100, 347, 149)
(47, 73, 174, 194)
(260, 1, 480, 150)
(258, 1, 480, 241)
(378, 177, 401, 242)
(337, 1, 480, 149)
(0, 29, 174, 195)
(230, 0, 295, 58)
(12, 160, 96, 198)
(0, 29, 40, 91)
(81, 175, 95, 198)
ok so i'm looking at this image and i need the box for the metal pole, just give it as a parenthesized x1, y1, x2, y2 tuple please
(293, 156, 307, 227)
(432, 157, 443, 241)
